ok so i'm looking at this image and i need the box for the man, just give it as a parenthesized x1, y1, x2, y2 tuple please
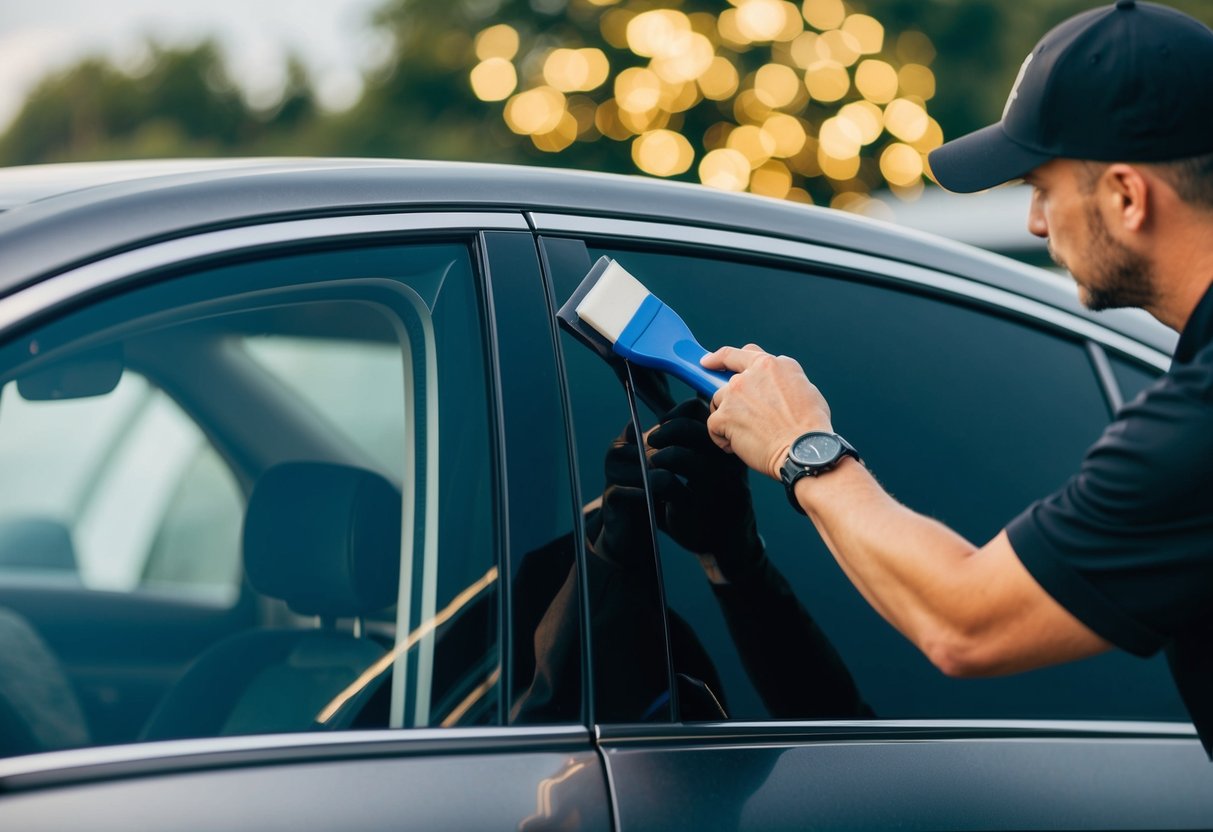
(700, 0, 1213, 755)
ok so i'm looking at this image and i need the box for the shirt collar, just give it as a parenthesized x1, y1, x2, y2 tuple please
(1172, 283, 1213, 366)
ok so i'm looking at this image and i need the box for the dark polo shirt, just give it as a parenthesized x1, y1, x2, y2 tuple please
(1006, 284, 1213, 756)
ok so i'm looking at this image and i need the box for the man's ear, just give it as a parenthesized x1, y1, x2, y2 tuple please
(1103, 163, 1149, 233)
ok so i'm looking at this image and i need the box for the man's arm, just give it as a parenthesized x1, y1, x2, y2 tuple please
(702, 344, 1111, 677)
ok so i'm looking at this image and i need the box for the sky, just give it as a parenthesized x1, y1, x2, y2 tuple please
(0, 0, 386, 131)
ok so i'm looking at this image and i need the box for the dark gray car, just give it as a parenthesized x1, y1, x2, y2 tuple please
(0, 159, 1207, 830)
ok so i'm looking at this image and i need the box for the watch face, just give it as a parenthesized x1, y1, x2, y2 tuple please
(792, 433, 841, 466)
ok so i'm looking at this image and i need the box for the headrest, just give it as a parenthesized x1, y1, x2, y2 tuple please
(243, 462, 402, 618)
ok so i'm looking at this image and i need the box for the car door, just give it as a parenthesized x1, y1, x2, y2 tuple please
(0, 214, 611, 831)
(536, 216, 1213, 830)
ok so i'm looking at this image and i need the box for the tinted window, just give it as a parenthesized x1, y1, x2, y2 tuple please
(0, 241, 500, 758)
(1109, 353, 1164, 405)
(591, 245, 1186, 722)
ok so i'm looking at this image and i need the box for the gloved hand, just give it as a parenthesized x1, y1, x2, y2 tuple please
(646, 398, 764, 583)
(586, 422, 654, 569)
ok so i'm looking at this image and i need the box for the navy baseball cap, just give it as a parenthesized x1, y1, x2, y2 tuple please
(928, 0, 1213, 193)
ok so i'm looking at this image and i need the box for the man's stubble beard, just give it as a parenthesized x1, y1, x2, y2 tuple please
(1058, 202, 1158, 313)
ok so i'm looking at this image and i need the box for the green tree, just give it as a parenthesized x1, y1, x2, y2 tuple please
(0, 40, 318, 165)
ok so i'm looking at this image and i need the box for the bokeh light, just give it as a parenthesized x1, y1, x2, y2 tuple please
(699, 56, 740, 100)
(805, 60, 849, 102)
(884, 97, 929, 142)
(699, 148, 752, 191)
(475, 24, 520, 62)
(880, 141, 924, 186)
(633, 129, 695, 175)
(475, 0, 940, 206)
(504, 86, 566, 135)
(751, 159, 793, 198)
(801, 0, 845, 31)
(470, 58, 518, 102)
(855, 59, 899, 103)
(841, 14, 883, 54)
(727, 123, 777, 167)
(754, 63, 801, 108)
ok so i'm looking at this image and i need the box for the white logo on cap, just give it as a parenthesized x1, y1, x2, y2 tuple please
(1003, 52, 1033, 120)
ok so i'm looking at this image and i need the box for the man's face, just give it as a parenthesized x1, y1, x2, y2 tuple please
(1025, 159, 1156, 312)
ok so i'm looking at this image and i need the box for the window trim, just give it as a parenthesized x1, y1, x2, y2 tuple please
(527, 214, 1170, 371)
(0, 212, 529, 338)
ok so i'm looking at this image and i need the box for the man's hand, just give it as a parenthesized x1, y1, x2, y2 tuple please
(701, 344, 834, 479)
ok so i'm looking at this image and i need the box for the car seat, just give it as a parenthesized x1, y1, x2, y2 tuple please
(141, 461, 402, 741)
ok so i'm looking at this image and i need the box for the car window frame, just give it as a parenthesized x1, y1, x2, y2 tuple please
(0, 212, 606, 780)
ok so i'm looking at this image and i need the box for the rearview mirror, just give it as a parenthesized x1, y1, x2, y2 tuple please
(16, 344, 124, 400)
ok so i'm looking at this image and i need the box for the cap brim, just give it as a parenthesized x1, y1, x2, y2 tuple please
(927, 123, 1053, 193)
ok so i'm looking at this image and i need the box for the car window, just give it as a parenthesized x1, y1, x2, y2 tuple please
(0, 239, 501, 759)
(588, 244, 1187, 723)
(1109, 353, 1163, 406)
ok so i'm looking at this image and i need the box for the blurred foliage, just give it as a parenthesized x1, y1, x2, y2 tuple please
(1, 0, 1210, 207)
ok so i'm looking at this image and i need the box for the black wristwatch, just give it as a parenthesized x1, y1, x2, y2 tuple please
(779, 431, 861, 515)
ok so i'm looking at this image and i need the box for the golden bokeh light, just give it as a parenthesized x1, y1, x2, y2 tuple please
(817, 29, 860, 66)
(838, 100, 882, 145)
(661, 80, 701, 113)
(754, 63, 801, 109)
(734, 89, 774, 125)
(475, 24, 520, 62)
(775, 2, 805, 41)
(595, 99, 633, 141)
(615, 67, 663, 113)
(790, 32, 819, 69)
(898, 63, 936, 100)
(717, 9, 750, 48)
(910, 116, 944, 153)
(545, 49, 587, 92)
(532, 111, 580, 152)
(689, 11, 719, 40)
(762, 112, 807, 157)
(470, 58, 517, 102)
(854, 59, 899, 104)
(566, 95, 598, 137)
(880, 142, 924, 186)
(699, 56, 740, 100)
(633, 129, 695, 176)
(884, 97, 929, 143)
(818, 148, 861, 180)
(818, 115, 861, 159)
(585, 0, 623, 8)
(727, 124, 777, 168)
(735, 0, 789, 43)
(699, 148, 752, 191)
(786, 187, 813, 204)
(804, 60, 849, 102)
(896, 30, 937, 65)
(618, 105, 670, 134)
(600, 9, 635, 50)
(627, 9, 692, 57)
(801, 0, 845, 31)
(841, 14, 883, 55)
(504, 86, 566, 135)
(651, 32, 715, 84)
(750, 160, 793, 198)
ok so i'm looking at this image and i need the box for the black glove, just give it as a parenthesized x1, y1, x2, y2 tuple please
(646, 398, 764, 581)
(587, 422, 653, 569)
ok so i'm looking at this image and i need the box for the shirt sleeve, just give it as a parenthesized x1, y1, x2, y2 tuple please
(1005, 356, 1213, 657)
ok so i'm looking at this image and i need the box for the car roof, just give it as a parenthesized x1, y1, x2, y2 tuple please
(0, 158, 1174, 356)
